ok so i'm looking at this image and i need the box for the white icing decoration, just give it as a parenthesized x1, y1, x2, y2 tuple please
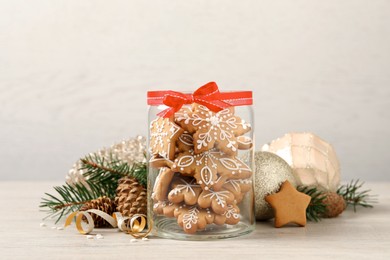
(203, 190, 230, 208)
(177, 105, 251, 154)
(178, 132, 194, 147)
(172, 179, 199, 196)
(238, 136, 252, 145)
(226, 179, 240, 192)
(182, 207, 199, 230)
(224, 205, 239, 219)
(149, 117, 182, 160)
(219, 158, 243, 171)
(200, 166, 213, 186)
(176, 155, 194, 168)
(226, 178, 252, 192)
(173, 148, 252, 190)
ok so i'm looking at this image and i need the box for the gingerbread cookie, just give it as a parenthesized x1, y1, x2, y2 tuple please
(176, 131, 194, 152)
(162, 202, 181, 217)
(168, 178, 202, 205)
(176, 104, 251, 155)
(265, 181, 311, 228)
(198, 188, 235, 214)
(175, 106, 194, 130)
(214, 204, 241, 225)
(153, 200, 167, 215)
(152, 168, 175, 202)
(225, 178, 253, 193)
(171, 148, 253, 191)
(223, 180, 242, 200)
(237, 136, 253, 150)
(176, 206, 214, 234)
(149, 117, 184, 160)
(149, 155, 172, 169)
(223, 178, 253, 203)
(153, 200, 181, 217)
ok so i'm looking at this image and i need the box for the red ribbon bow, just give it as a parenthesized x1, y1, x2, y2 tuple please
(147, 82, 253, 118)
(157, 82, 229, 118)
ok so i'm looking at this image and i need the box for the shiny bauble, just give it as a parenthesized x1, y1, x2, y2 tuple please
(263, 132, 340, 192)
(254, 151, 297, 220)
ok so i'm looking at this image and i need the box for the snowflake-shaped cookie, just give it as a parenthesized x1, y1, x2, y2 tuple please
(171, 148, 253, 191)
(214, 204, 241, 225)
(198, 188, 235, 214)
(168, 178, 202, 205)
(149, 117, 183, 160)
(223, 178, 253, 204)
(176, 104, 251, 155)
(176, 206, 215, 234)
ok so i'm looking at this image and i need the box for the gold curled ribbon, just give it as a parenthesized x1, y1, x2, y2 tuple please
(113, 213, 152, 239)
(64, 210, 151, 239)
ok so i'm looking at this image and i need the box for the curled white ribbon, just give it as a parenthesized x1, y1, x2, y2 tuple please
(64, 210, 150, 238)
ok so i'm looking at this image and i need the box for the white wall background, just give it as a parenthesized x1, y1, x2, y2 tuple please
(0, 0, 389, 181)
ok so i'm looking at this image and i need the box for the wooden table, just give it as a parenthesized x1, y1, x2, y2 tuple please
(0, 181, 389, 260)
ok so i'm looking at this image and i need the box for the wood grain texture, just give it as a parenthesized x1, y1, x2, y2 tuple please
(0, 1, 390, 181)
(0, 181, 389, 260)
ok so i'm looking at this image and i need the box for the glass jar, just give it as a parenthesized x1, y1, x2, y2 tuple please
(147, 84, 255, 240)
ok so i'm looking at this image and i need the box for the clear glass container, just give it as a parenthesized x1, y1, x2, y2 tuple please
(147, 91, 255, 240)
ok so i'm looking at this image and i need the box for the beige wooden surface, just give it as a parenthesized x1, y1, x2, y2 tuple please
(0, 181, 389, 260)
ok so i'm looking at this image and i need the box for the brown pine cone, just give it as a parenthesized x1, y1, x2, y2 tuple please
(79, 196, 116, 227)
(115, 176, 147, 218)
(322, 192, 346, 218)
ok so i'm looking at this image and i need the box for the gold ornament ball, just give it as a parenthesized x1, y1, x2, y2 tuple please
(254, 151, 297, 220)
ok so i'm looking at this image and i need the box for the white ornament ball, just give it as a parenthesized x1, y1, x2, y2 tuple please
(263, 132, 340, 192)
(254, 151, 297, 220)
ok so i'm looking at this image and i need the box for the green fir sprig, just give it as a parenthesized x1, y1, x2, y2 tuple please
(40, 153, 147, 223)
(299, 179, 376, 222)
(297, 186, 326, 222)
(40, 181, 108, 223)
(337, 179, 377, 211)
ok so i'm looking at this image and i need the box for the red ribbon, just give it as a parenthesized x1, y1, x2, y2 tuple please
(147, 82, 253, 118)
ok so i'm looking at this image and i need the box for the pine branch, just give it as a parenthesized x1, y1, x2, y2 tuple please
(337, 179, 377, 212)
(297, 186, 327, 222)
(40, 181, 107, 223)
(129, 161, 147, 187)
(80, 158, 125, 176)
(81, 153, 147, 189)
(40, 153, 147, 223)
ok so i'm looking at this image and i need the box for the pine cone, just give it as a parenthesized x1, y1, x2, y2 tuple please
(79, 196, 116, 227)
(322, 192, 346, 218)
(115, 176, 147, 218)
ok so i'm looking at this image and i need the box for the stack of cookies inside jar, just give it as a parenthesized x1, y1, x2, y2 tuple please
(149, 103, 254, 235)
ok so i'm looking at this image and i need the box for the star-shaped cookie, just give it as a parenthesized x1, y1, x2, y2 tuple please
(265, 181, 311, 228)
(176, 104, 251, 155)
(149, 117, 184, 160)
